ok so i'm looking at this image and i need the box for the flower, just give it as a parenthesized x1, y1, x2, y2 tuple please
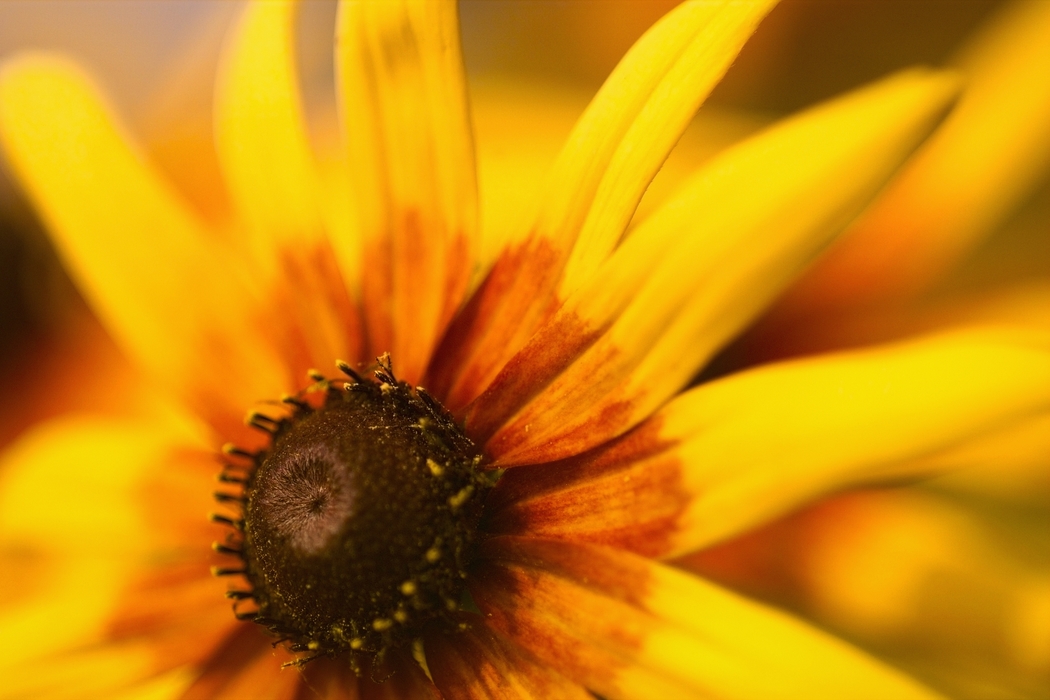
(0, 1, 1048, 698)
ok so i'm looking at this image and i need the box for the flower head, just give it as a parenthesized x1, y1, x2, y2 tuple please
(0, 1, 1048, 698)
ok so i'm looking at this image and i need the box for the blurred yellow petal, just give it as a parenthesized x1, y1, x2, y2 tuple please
(0, 557, 124, 673)
(791, 491, 1050, 697)
(471, 69, 960, 465)
(1, 643, 163, 700)
(215, 0, 363, 375)
(215, 0, 324, 263)
(475, 538, 941, 700)
(0, 54, 286, 431)
(919, 411, 1050, 501)
(782, 0, 1050, 311)
(110, 670, 194, 700)
(336, 0, 477, 384)
(0, 416, 187, 554)
(428, 0, 776, 412)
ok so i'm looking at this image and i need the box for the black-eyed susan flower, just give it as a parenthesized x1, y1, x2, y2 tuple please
(1, 1, 1048, 698)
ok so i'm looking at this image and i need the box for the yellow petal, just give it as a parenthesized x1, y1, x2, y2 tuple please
(552, 0, 778, 293)
(782, 0, 1050, 310)
(215, 0, 363, 374)
(0, 54, 286, 429)
(427, 0, 776, 412)
(472, 69, 961, 465)
(665, 326, 1050, 552)
(336, 0, 477, 384)
(486, 327, 1050, 557)
(1, 642, 163, 700)
(0, 556, 124, 673)
(0, 416, 184, 554)
(475, 537, 942, 700)
(214, 0, 324, 262)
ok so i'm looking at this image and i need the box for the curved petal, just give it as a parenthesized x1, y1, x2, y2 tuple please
(472, 537, 942, 700)
(215, 0, 363, 377)
(485, 327, 1050, 556)
(779, 0, 1050, 312)
(336, 0, 477, 384)
(427, 0, 777, 412)
(0, 54, 286, 434)
(469, 69, 960, 464)
(425, 615, 592, 700)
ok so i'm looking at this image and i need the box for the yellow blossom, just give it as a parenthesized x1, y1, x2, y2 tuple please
(0, 2, 1047, 699)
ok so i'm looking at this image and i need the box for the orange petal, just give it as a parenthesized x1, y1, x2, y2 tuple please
(469, 69, 959, 464)
(473, 537, 941, 700)
(335, 0, 477, 384)
(180, 625, 300, 700)
(485, 327, 1050, 556)
(426, 0, 776, 412)
(215, 0, 363, 374)
(425, 615, 592, 699)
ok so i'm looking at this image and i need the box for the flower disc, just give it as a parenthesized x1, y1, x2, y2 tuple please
(241, 372, 486, 658)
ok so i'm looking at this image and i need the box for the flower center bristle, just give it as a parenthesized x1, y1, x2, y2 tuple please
(212, 357, 489, 667)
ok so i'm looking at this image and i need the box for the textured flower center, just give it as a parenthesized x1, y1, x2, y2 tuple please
(222, 362, 487, 662)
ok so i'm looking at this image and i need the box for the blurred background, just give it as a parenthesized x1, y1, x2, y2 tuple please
(0, 2, 1046, 698)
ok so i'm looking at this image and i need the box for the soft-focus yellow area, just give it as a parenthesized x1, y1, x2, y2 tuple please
(110, 669, 194, 700)
(798, 491, 1050, 698)
(494, 69, 960, 465)
(0, 416, 174, 552)
(214, 0, 328, 274)
(786, 0, 1050, 308)
(663, 327, 1050, 553)
(2, 641, 163, 700)
(639, 556, 941, 699)
(555, 0, 778, 294)
(0, 557, 123, 670)
(0, 54, 286, 422)
(920, 412, 1050, 500)
(0, 417, 171, 675)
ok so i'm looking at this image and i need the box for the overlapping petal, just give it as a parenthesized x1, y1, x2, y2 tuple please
(486, 326, 1050, 556)
(335, 0, 477, 384)
(777, 0, 1050, 312)
(215, 0, 364, 380)
(472, 537, 941, 700)
(469, 69, 960, 465)
(427, 0, 778, 411)
(0, 55, 286, 436)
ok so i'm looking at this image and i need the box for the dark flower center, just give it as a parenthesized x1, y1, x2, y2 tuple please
(216, 360, 488, 664)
